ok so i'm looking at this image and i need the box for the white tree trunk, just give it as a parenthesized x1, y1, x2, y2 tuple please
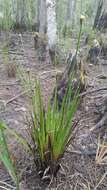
(46, 0, 57, 49)
(36, 0, 57, 63)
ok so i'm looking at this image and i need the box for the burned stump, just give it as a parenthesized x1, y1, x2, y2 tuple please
(87, 40, 100, 64)
(51, 54, 86, 109)
(34, 32, 48, 61)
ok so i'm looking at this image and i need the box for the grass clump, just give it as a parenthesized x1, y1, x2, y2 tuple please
(27, 78, 79, 179)
(2, 44, 16, 78)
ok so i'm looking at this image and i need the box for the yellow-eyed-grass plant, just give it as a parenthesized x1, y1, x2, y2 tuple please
(24, 16, 85, 179)
(28, 78, 80, 179)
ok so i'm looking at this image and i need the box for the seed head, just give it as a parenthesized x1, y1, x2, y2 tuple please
(80, 15, 85, 24)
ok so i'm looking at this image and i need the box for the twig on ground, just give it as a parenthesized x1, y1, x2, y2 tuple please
(80, 87, 107, 97)
(4, 89, 30, 106)
(90, 112, 107, 132)
(94, 172, 107, 190)
(0, 80, 20, 86)
(66, 149, 96, 156)
(8, 51, 24, 56)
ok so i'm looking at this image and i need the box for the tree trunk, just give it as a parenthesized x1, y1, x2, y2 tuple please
(66, 0, 77, 27)
(47, 0, 57, 49)
(33, 0, 47, 61)
(35, 0, 57, 63)
(94, 0, 107, 29)
(39, 0, 47, 34)
(46, 0, 57, 63)
(13, 0, 27, 30)
(34, 0, 41, 32)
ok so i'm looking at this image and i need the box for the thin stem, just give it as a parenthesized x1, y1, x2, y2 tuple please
(76, 22, 83, 56)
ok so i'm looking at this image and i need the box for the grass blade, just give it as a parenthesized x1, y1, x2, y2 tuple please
(0, 122, 19, 190)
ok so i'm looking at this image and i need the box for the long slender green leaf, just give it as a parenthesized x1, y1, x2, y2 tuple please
(0, 122, 19, 190)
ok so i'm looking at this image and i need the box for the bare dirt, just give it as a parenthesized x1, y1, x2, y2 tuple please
(0, 32, 107, 190)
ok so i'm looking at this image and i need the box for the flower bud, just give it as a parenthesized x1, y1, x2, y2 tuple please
(80, 15, 85, 24)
